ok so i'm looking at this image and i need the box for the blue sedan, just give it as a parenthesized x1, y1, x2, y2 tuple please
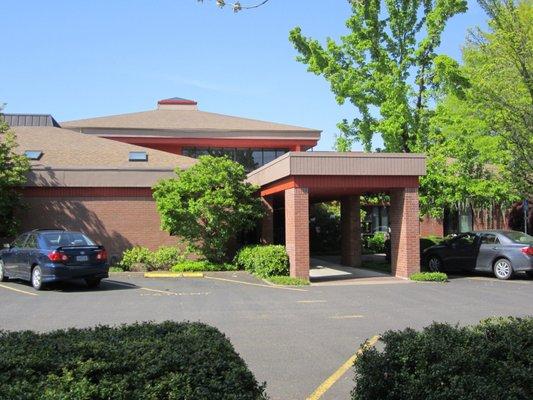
(0, 229, 109, 290)
(423, 230, 533, 280)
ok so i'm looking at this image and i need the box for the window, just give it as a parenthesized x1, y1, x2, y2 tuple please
(24, 150, 43, 160)
(262, 149, 277, 165)
(12, 234, 28, 248)
(454, 233, 477, 247)
(129, 151, 148, 162)
(25, 234, 38, 249)
(480, 234, 499, 245)
(181, 147, 289, 171)
(40, 232, 95, 249)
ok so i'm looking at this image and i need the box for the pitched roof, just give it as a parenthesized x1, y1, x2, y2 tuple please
(12, 126, 196, 169)
(2, 113, 60, 127)
(61, 108, 320, 135)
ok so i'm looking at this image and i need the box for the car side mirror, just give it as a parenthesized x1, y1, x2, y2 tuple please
(3, 243, 11, 249)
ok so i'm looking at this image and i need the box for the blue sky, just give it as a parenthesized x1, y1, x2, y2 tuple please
(1, 0, 487, 150)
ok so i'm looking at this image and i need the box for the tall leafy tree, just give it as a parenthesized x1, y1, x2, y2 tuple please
(289, 0, 468, 152)
(153, 156, 263, 263)
(0, 114, 30, 237)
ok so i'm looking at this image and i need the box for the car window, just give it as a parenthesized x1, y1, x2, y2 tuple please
(25, 234, 38, 249)
(480, 234, 499, 245)
(455, 233, 476, 246)
(501, 231, 533, 244)
(12, 234, 28, 248)
(40, 232, 95, 249)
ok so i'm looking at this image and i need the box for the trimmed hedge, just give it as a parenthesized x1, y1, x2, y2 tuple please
(234, 245, 289, 278)
(410, 271, 448, 282)
(118, 246, 187, 271)
(171, 260, 238, 272)
(352, 317, 533, 400)
(0, 321, 266, 400)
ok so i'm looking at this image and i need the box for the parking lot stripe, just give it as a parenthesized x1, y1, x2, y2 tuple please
(204, 276, 308, 292)
(307, 335, 380, 400)
(330, 315, 364, 319)
(0, 283, 38, 296)
(297, 300, 326, 303)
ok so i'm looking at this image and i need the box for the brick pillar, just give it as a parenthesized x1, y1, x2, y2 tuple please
(341, 195, 362, 267)
(390, 188, 420, 278)
(285, 187, 310, 279)
(260, 196, 274, 244)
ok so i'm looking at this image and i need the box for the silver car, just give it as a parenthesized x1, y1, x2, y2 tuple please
(423, 230, 533, 280)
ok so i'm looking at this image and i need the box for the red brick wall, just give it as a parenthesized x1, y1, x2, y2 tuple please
(390, 188, 421, 278)
(420, 215, 444, 237)
(284, 187, 310, 279)
(341, 195, 362, 267)
(19, 196, 177, 263)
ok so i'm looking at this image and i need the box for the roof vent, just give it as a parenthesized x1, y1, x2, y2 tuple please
(24, 150, 43, 160)
(157, 97, 198, 111)
(129, 151, 148, 162)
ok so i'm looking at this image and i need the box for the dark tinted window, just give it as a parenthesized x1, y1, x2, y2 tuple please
(502, 231, 533, 244)
(455, 233, 477, 246)
(262, 149, 277, 165)
(12, 234, 28, 248)
(40, 232, 95, 249)
(480, 234, 499, 245)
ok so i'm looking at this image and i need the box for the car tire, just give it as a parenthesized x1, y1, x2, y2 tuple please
(526, 271, 533, 279)
(493, 258, 513, 280)
(31, 266, 44, 290)
(85, 278, 101, 288)
(427, 256, 442, 272)
(0, 260, 8, 282)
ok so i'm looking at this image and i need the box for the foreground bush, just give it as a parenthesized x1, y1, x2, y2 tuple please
(410, 271, 448, 282)
(118, 246, 187, 271)
(234, 245, 289, 278)
(118, 246, 153, 271)
(0, 321, 266, 400)
(352, 317, 533, 400)
(365, 232, 387, 254)
(171, 260, 238, 272)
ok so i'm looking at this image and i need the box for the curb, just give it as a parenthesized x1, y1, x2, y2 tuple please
(144, 272, 204, 278)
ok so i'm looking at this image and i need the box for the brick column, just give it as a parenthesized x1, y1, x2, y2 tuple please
(341, 195, 362, 267)
(260, 196, 274, 244)
(285, 187, 310, 279)
(390, 188, 420, 278)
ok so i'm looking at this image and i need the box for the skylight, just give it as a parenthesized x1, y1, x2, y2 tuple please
(129, 151, 148, 162)
(24, 150, 43, 160)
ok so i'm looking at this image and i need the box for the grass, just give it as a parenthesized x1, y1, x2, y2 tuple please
(171, 260, 238, 272)
(109, 266, 124, 272)
(264, 275, 310, 286)
(410, 272, 448, 282)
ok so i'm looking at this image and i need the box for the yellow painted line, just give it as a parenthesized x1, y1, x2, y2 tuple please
(307, 335, 380, 400)
(330, 315, 364, 319)
(297, 300, 327, 304)
(204, 276, 307, 292)
(0, 283, 38, 296)
(144, 272, 204, 278)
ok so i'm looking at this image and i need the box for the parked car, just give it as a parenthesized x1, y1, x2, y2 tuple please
(0, 229, 109, 290)
(423, 230, 533, 280)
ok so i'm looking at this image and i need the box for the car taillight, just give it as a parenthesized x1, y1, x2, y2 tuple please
(48, 250, 68, 262)
(521, 246, 533, 256)
(96, 249, 107, 261)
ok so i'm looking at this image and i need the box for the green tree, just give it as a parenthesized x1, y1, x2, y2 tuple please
(0, 115, 30, 237)
(153, 156, 263, 263)
(289, 0, 468, 152)
(460, 0, 532, 195)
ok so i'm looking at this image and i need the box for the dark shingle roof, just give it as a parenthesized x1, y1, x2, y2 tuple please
(1, 113, 60, 127)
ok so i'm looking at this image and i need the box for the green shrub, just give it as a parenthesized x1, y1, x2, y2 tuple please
(171, 260, 238, 272)
(266, 276, 310, 286)
(108, 266, 124, 273)
(118, 246, 154, 271)
(152, 246, 187, 271)
(234, 245, 290, 278)
(366, 232, 387, 254)
(410, 271, 448, 281)
(352, 317, 533, 400)
(0, 321, 266, 399)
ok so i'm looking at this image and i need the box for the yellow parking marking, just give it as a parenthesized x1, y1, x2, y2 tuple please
(307, 335, 380, 400)
(0, 283, 38, 296)
(297, 300, 327, 304)
(330, 315, 364, 319)
(204, 276, 308, 292)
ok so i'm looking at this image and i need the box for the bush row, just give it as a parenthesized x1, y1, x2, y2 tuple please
(234, 245, 289, 278)
(352, 316, 533, 400)
(0, 321, 266, 399)
(409, 271, 448, 282)
(171, 260, 238, 272)
(118, 246, 186, 271)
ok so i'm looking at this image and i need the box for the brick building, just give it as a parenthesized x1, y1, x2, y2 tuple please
(4, 98, 426, 277)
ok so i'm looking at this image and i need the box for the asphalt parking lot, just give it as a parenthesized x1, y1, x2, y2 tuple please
(1, 271, 532, 400)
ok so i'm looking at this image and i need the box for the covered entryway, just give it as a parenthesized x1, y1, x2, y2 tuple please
(247, 152, 426, 279)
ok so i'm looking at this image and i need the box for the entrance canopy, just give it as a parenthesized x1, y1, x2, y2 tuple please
(247, 152, 426, 280)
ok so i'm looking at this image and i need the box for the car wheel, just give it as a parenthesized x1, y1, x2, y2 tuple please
(427, 256, 442, 272)
(85, 278, 101, 288)
(493, 259, 513, 280)
(0, 260, 8, 282)
(525, 271, 533, 279)
(31, 266, 44, 290)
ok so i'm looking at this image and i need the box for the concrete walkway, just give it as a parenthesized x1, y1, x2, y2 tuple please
(310, 255, 408, 286)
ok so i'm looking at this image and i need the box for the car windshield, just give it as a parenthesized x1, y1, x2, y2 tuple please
(501, 231, 533, 244)
(40, 232, 95, 249)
